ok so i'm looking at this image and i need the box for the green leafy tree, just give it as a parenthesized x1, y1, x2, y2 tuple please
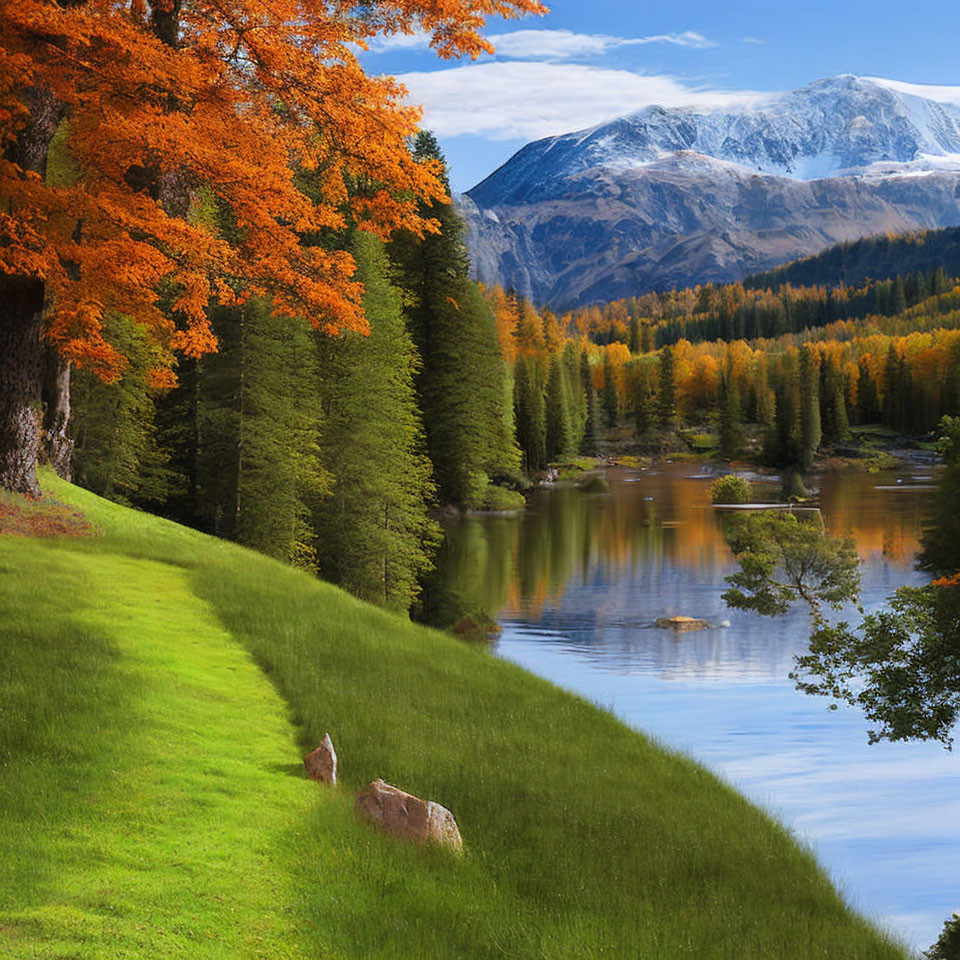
(723, 465, 960, 747)
(925, 912, 960, 960)
(70, 315, 181, 506)
(709, 475, 751, 505)
(793, 579, 960, 746)
(917, 421, 960, 575)
(722, 511, 860, 619)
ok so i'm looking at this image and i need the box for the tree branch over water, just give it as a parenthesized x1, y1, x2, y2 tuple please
(721, 489, 960, 748)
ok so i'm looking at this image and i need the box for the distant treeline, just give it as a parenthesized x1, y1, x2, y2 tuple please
(566, 269, 957, 350)
(481, 268, 960, 471)
(743, 227, 960, 291)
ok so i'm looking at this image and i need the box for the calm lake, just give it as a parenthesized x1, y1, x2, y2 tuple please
(435, 461, 960, 952)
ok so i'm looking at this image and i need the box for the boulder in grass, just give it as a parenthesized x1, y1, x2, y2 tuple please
(655, 616, 709, 631)
(303, 733, 337, 785)
(355, 779, 463, 852)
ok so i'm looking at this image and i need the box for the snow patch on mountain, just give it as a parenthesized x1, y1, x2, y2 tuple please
(468, 75, 960, 208)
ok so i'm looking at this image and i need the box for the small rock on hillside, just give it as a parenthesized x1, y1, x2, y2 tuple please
(355, 779, 463, 852)
(303, 733, 337, 785)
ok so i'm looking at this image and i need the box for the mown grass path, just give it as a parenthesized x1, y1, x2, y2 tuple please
(0, 544, 321, 958)
(0, 476, 911, 958)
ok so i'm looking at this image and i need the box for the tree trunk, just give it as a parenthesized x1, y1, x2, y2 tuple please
(0, 276, 46, 496)
(42, 349, 73, 480)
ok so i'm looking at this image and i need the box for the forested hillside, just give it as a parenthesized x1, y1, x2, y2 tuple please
(480, 257, 960, 472)
(743, 228, 960, 291)
(63, 221, 960, 616)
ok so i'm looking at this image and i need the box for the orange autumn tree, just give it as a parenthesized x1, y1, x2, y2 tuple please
(0, 0, 545, 495)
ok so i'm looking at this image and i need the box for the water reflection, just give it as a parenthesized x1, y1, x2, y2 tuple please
(435, 463, 960, 951)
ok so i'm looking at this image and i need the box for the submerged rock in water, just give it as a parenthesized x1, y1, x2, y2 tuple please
(355, 779, 463, 852)
(303, 733, 338, 785)
(577, 474, 610, 494)
(655, 616, 709, 631)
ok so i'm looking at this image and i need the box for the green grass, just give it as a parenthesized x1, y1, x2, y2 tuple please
(0, 473, 910, 959)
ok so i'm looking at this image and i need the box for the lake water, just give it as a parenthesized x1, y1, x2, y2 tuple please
(435, 462, 960, 952)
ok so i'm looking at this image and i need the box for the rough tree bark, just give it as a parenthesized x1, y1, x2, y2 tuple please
(42, 350, 73, 480)
(0, 276, 46, 496)
(2, 84, 69, 493)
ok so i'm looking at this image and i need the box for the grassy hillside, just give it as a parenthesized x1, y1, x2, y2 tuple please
(0, 475, 909, 959)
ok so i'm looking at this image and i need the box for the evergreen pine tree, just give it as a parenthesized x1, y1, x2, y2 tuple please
(892, 274, 908, 315)
(932, 266, 949, 296)
(390, 132, 518, 507)
(563, 341, 586, 450)
(657, 345, 676, 429)
(718, 357, 744, 460)
(799, 344, 821, 468)
(70, 314, 181, 506)
(313, 232, 439, 613)
(819, 353, 850, 445)
(755, 354, 775, 428)
(192, 297, 324, 562)
(882, 342, 911, 432)
(545, 353, 574, 461)
(602, 353, 618, 428)
(580, 351, 600, 455)
(514, 355, 547, 473)
(857, 355, 880, 424)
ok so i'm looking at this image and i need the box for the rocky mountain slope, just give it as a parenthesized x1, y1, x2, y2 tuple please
(459, 76, 960, 307)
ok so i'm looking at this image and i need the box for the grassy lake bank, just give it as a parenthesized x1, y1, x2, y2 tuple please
(0, 474, 911, 958)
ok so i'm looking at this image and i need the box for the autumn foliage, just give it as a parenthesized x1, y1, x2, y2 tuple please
(0, 490, 99, 537)
(0, 0, 545, 381)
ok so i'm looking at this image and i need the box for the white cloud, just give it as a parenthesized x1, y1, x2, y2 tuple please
(394, 61, 771, 140)
(486, 28, 716, 59)
(368, 27, 717, 58)
(366, 29, 432, 53)
(742, 36, 768, 45)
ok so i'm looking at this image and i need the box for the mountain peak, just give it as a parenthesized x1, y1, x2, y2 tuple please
(461, 76, 960, 307)
(468, 76, 960, 207)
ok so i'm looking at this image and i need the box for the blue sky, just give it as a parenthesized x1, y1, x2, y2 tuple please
(358, 0, 960, 192)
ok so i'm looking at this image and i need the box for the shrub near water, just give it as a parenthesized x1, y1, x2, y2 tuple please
(709, 474, 753, 504)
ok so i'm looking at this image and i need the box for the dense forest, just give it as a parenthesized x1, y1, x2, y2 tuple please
(68, 136, 522, 615)
(64, 216, 960, 616)
(743, 227, 960, 291)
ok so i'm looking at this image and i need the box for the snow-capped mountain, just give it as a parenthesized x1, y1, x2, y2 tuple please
(460, 76, 960, 306)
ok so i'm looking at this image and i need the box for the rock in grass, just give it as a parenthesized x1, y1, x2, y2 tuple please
(303, 733, 337, 785)
(655, 616, 709, 631)
(355, 779, 463, 852)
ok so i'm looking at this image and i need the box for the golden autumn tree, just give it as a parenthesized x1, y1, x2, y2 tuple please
(0, 0, 545, 494)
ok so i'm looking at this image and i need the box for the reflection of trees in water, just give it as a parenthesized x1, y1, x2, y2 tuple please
(435, 465, 932, 623)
